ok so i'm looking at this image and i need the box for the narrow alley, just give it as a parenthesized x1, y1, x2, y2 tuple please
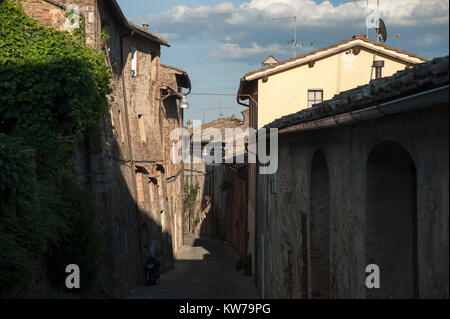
(129, 235, 258, 299)
(1, 0, 448, 303)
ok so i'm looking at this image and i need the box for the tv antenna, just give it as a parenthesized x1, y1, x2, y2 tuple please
(298, 39, 317, 52)
(387, 33, 400, 42)
(272, 16, 297, 57)
(219, 101, 224, 118)
(345, 0, 381, 40)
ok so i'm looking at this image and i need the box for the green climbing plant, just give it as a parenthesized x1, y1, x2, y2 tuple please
(0, 1, 111, 295)
(0, 0, 112, 174)
(184, 181, 200, 213)
(193, 215, 201, 228)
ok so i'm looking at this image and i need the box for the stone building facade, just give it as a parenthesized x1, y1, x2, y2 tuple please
(159, 64, 191, 258)
(184, 114, 249, 252)
(255, 56, 449, 298)
(21, 0, 189, 297)
(225, 159, 249, 256)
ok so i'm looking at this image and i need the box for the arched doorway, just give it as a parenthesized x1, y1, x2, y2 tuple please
(308, 150, 331, 298)
(366, 141, 417, 298)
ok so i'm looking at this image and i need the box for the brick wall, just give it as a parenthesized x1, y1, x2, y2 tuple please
(21, 0, 66, 30)
(20, 0, 185, 297)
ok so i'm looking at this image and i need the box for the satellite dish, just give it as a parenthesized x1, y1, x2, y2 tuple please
(376, 18, 387, 43)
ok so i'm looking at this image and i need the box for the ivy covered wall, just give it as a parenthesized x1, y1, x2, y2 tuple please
(0, 0, 112, 296)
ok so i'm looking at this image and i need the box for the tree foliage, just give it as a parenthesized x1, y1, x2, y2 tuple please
(184, 182, 200, 213)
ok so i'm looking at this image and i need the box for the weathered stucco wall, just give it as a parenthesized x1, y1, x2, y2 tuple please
(257, 103, 449, 298)
(257, 48, 415, 128)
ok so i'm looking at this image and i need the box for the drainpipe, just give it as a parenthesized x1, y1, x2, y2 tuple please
(254, 159, 259, 290)
(278, 85, 449, 135)
(238, 99, 250, 108)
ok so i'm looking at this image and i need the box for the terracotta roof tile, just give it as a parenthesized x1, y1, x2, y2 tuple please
(160, 64, 188, 74)
(264, 55, 449, 130)
(127, 21, 169, 47)
(195, 115, 249, 143)
(244, 35, 427, 78)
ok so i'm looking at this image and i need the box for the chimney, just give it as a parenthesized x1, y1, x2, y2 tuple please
(142, 23, 149, 31)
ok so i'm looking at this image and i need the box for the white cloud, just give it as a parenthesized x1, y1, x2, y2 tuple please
(143, 0, 448, 62)
(418, 33, 444, 45)
(158, 32, 182, 41)
(209, 42, 288, 60)
(379, 0, 449, 26)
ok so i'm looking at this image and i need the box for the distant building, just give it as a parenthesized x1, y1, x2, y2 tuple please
(261, 54, 279, 68)
(184, 115, 249, 255)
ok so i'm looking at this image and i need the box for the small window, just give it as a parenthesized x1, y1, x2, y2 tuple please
(118, 110, 125, 143)
(157, 174, 165, 213)
(308, 89, 323, 107)
(149, 181, 155, 202)
(136, 172, 145, 203)
(131, 47, 137, 77)
(138, 113, 146, 143)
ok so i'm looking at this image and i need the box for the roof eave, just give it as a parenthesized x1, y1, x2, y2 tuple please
(161, 64, 191, 89)
(244, 38, 427, 81)
(128, 26, 170, 47)
(237, 77, 256, 105)
(177, 73, 191, 90)
(110, 0, 170, 47)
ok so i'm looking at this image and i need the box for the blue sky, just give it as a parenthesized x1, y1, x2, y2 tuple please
(117, 0, 449, 125)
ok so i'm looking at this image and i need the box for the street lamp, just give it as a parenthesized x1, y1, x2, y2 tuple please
(180, 94, 190, 109)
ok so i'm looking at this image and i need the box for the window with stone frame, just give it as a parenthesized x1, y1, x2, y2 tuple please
(308, 89, 323, 107)
(138, 113, 146, 143)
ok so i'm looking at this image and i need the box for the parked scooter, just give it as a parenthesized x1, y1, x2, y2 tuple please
(144, 247, 160, 285)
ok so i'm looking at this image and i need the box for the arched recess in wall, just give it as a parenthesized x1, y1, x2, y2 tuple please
(366, 141, 417, 298)
(308, 149, 331, 299)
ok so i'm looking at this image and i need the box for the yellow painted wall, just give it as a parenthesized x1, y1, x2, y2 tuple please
(257, 49, 416, 128)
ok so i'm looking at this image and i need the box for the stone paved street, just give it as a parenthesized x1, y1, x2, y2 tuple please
(129, 234, 258, 299)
